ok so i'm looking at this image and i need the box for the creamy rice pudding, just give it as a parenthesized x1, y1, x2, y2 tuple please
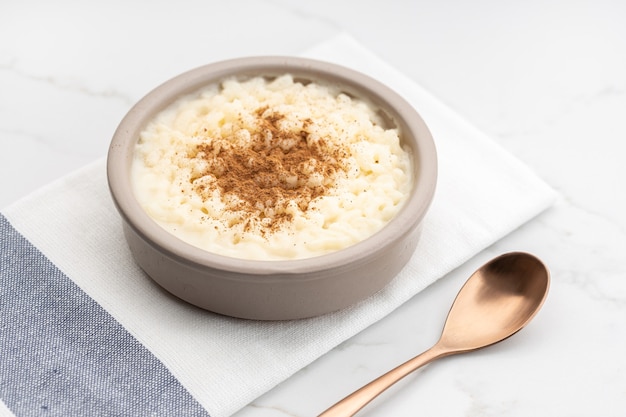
(131, 74, 413, 260)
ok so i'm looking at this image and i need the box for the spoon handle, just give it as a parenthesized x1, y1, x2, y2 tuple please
(317, 344, 449, 417)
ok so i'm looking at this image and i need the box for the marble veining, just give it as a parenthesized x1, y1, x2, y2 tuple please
(1, 60, 135, 105)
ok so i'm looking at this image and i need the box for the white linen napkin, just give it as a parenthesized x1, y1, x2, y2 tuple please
(0, 34, 556, 417)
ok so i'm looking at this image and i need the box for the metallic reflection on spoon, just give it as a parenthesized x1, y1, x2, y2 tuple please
(318, 252, 550, 417)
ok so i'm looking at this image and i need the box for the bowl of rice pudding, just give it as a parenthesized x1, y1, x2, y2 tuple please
(107, 57, 437, 320)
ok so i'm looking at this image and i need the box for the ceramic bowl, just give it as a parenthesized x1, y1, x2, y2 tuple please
(107, 56, 437, 320)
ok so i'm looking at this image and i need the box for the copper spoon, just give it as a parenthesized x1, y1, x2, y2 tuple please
(318, 251, 550, 417)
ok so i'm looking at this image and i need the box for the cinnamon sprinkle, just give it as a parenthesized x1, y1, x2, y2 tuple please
(191, 106, 349, 236)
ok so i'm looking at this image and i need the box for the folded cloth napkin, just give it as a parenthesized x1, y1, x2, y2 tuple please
(0, 34, 556, 417)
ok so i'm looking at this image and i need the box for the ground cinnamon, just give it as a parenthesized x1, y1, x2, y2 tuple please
(192, 106, 349, 236)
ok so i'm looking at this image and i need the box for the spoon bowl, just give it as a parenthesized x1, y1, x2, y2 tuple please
(318, 251, 550, 417)
(439, 252, 550, 351)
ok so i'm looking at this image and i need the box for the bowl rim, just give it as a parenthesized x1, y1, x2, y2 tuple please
(107, 56, 437, 282)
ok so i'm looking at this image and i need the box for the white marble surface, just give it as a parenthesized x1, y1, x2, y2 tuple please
(1, 1, 625, 416)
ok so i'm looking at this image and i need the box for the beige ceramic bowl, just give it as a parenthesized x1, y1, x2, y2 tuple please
(107, 57, 437, 320)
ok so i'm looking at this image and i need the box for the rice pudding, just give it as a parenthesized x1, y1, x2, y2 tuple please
(131, 74, 414, 260)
